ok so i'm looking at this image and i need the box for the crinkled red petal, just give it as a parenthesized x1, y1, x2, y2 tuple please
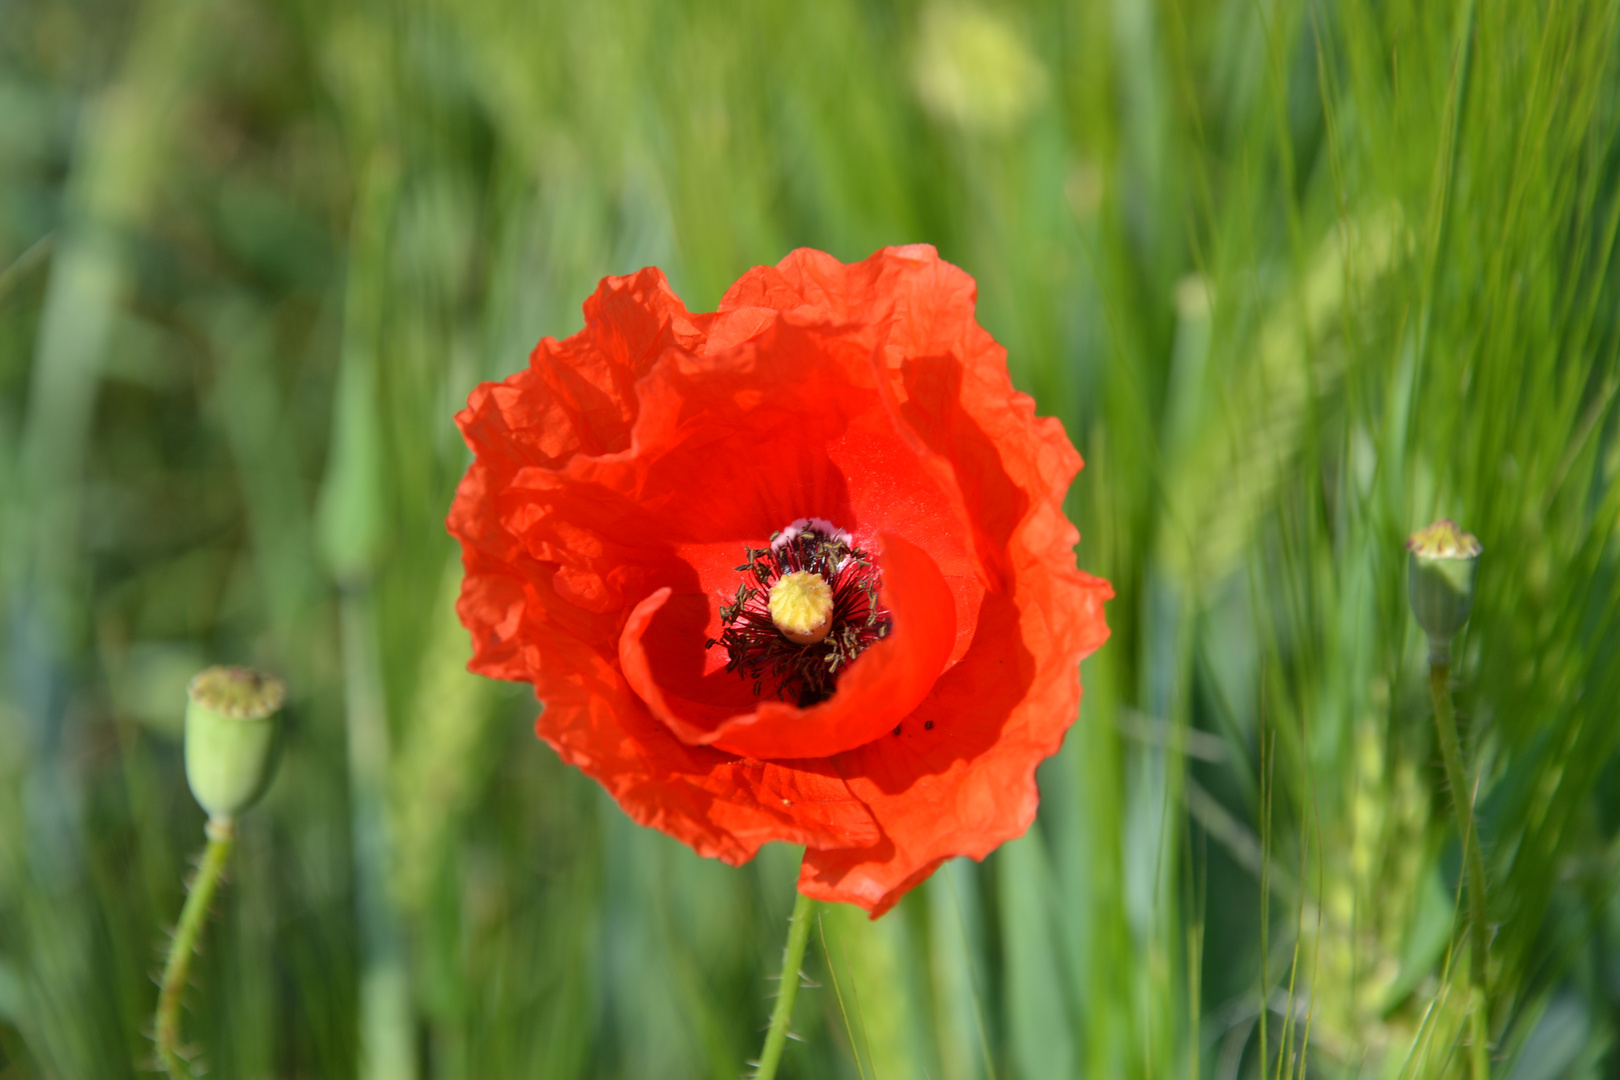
(725, 246, 1112, 915)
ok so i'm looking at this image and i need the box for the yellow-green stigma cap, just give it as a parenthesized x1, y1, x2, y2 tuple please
(1407, 519, 1482, 643)
(184, 666, 285, 822)
(769, 571, 835, 645)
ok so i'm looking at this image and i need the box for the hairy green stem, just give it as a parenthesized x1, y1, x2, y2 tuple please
(155, 817, 235, 1080)
(753, 888, 818, 1080)
(1429, 655, 1490, 1074)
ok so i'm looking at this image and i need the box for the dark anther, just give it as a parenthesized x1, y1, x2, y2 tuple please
(924, 720, 934, 730)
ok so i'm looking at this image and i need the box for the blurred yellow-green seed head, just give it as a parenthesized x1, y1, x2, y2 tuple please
(1407, 520, 1481, 645)
(910, 2, 1047, 134)
(184, 666, 286, 823)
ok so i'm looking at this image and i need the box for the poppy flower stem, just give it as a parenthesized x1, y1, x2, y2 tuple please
(753, 887, 819, 1080)
(1429, 653, 1491, 1078)
(154, 817, 235, 1079)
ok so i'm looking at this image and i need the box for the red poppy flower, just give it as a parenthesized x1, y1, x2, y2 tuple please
(449, 245, 1111, 916)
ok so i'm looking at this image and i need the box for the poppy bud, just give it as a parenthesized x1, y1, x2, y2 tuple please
(1407, 520, 1481, 650)
(184, 666, 285, 823)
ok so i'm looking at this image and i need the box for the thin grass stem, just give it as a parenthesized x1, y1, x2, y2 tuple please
(946, 864, 998, 1080)
(816, 911, 867, 1080)
(0, 232, 53, 308)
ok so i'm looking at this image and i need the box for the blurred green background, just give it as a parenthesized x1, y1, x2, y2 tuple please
(4, 0, 1620, 1076)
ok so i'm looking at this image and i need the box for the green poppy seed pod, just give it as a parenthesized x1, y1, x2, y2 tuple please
(1407, 520, 1481, 649)
(184, 666, 285, 823)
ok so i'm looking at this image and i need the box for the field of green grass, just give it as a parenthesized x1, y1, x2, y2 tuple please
(4, 0, 1620, 1076)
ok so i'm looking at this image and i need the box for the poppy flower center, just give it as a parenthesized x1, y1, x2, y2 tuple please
(706, 518, 892, 706)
